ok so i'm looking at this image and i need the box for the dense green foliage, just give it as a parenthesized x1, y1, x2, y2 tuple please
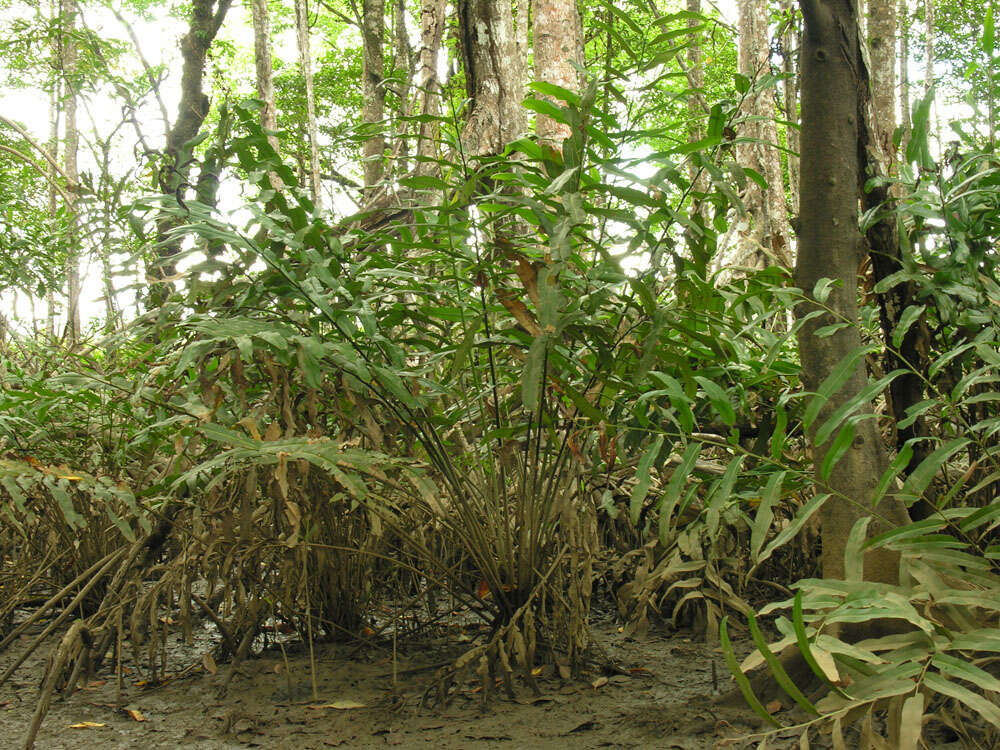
(2, 0, 1000, 746)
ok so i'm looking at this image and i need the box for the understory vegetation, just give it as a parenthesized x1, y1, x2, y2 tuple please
(2, 0, 1000, 747)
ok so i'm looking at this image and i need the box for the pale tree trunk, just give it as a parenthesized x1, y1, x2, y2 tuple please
(294, 0, 322, 203)
(389, 0, 413, 174)
(413, 0, 447, 175)
(361, 0, 386, 195)
(781, 0, 800, 210)
(686, 0, 704, 151)
(96, 143, 120, 333)
(61, 0, 81, 344)
(46, 0, 61, 341)
(515, 0, 529, 85)
(923, 0, 933, 95)
(250, 0, 283, 192)
(250, 0, 278, 143)
(796, 0, 909, 584)
(899, 0, 910, 136)
(923, 0, 936, 139)
(457, 0, 525, 157)
(152, 0, 232, 308)
(684, 0, 710, 259)
(869, 0, 897, 156)
(533, 0, 584, 146)
(736, 0, 792, 269)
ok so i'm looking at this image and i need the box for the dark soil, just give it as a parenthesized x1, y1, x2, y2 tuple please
(0, 612, 783, 749)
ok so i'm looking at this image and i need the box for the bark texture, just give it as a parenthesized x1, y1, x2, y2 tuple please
(294, 0, 322, 203)
(923, 0, 933, 95)
(736, 0, 792, 269)
(457, 0, 526, 156)
(250, 0, 278, 147)
(414, 0, 447, 174)
(45, 0, 61, 339)
(60, 0, 80, 343)
(868, 0, 897, 155)
(686, 0, 705, 157)
(796, 0, 908, 583)
(864, 0, 934, 511)
(153, 0, 232, 306)
(781, 0, 800, 209)
(899, 0, 910, 136)
(533, 0, 584, 146)
(361, 0, 386, 193)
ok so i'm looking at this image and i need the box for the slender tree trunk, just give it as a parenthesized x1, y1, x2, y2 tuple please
(515, 0, 530, 85)
(736, 0, 792, 269)
(250, 0, 278, 147)
(796, 0, 908, 583)
(389, 0, 413, 174)
(686, 0, 704, 151)
(457, 0, 525, 157)
(533, 0, 584, 146)
(683, 0, 711, 261)
(781, 0, 800, 210)
(250, 0, 284, 193)
(865, 0, 934, 513)
(295, 0, 322, 203)
(923, 0, 933, 95)
(152, 0, 233, 308)
(97, 143, 120, 333)
(899, 0, 910, 136)
(869, 0, 897, 155)
(46, 0, 61, 341)
(413, 0, 447, 175)
(361, 0, 386, 194)
(61, 0, 81, 344)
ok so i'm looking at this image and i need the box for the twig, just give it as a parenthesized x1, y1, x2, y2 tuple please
(22, 621, 89, 750)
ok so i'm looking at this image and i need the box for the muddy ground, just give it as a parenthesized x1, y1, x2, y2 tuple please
(0, 611, 869, 749)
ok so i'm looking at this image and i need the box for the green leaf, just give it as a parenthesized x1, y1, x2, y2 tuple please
(898, 438, 971, 505)
(985, 4, 996, 60)
(747, 612, 819, 715)
(750, 471, 785, 562)
(813, 278, 840, 303)
(770, 404, 788, 461)
(844, 516, 872, 581)
(630, 435, 665, 525)
(659, 442, 702, 543)
(892, 305, 925, 348)
(815, 370, 905, 446)
(752, 493, 829, 574)
(694, 376, 735, 426)
(803, 345, 876, 432)
(527, 81, 581, 106)
(793, 591, 851, 698)
(932, 653, 1000, 694)
(924, 672, 1000, 730)
(872, 443, 913, 507)
(522, 336, 547, 412)
(821, 422, 856, 481)
(720, 617, 780, 728)
(649, 371, 695, 433)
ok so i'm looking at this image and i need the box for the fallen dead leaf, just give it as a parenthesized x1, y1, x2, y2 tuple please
(125, 709, 146, 722)
(591, 676, 609, 690)
(765, 699, 782, 713)
(69, 722, 107, 729)
(307, 700, 366, 710)
(203, 652, 218, 675)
